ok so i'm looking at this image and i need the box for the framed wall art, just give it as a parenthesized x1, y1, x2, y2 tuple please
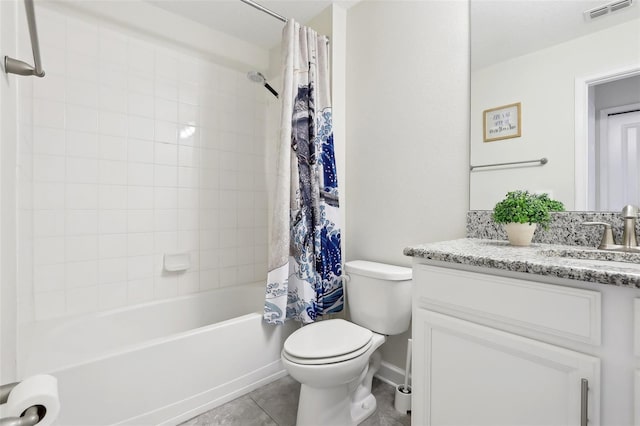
(483, 102, 521, 142)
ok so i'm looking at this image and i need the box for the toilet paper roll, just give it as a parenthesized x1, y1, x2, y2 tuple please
(2, 375, 60, 426)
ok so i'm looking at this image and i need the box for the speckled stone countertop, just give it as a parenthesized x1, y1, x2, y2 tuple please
(404, 238, 640, 289)
(467, 210, 639, 246)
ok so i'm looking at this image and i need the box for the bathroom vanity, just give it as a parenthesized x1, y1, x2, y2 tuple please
(404, 238, 640, 426)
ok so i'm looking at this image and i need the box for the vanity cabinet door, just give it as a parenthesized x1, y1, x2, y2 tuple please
(413, 309, 600, 426)
(635, 370, 640, 426)
(635, 299, 640, 426)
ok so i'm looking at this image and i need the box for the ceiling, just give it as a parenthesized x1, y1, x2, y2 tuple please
(472, 0, 640, 70)
(147, 0, 639, 66)
(148, 0, 338, 49)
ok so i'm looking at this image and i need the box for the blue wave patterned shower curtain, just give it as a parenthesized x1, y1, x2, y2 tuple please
(263, 20, 343, 325)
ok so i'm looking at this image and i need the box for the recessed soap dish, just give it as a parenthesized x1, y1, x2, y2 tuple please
(164, 253, 190, 272)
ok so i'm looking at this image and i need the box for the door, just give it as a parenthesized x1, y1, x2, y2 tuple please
(598, 106, 640, 211)
(413, 309, 600, 426)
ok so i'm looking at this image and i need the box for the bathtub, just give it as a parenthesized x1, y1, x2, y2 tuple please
(20, 283, 297, 425)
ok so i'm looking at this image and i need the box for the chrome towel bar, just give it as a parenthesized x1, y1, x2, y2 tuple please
(4, 0, 45, 78)
(470, 157, 548, 171)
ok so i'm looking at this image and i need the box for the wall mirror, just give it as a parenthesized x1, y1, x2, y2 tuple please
(469, 0, 640, 211)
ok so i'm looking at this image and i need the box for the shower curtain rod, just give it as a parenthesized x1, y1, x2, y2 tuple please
(5, 0, 45, 77)
(239, 0, 288, 23)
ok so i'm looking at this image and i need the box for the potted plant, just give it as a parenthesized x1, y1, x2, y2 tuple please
(492, 190, 565, 246)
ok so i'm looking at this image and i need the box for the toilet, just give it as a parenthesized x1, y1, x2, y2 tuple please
(281, 260, 413, 426)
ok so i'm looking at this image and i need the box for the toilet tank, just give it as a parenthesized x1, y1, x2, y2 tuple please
(344, 260, 413, 335)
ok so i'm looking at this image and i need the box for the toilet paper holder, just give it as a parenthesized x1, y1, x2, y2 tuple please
(0, 382, 41, 426)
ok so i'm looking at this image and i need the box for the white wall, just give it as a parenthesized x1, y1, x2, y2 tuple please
(15, 4, 271, 330)
(48, 0, 269, 73)
(470, 19, 640, 210)
(0, 0, 19, 384)
(346, 0, 469, 370)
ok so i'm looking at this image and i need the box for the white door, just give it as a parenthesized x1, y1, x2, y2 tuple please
(598, 107, 640, 211)
(413, 309, 600, 426)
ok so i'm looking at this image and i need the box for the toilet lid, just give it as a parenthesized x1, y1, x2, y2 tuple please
(284, 319, 373, 360)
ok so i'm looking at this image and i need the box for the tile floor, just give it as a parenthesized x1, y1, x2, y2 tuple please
(180, 375, 411, 426)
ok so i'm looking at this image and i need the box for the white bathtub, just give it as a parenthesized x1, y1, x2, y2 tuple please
(20, 283, 296, 425)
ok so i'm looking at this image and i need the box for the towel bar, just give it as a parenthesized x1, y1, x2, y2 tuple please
(470, 157, 548, 171)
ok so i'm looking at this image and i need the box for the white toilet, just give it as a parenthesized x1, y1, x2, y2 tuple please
(281, 260, 413, 426)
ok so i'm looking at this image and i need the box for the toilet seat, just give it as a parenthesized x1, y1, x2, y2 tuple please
(283, 319, 373, 365)
(283, 339, 373, 365)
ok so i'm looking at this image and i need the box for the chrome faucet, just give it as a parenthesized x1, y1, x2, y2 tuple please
(621, 205, 638, 250)
(582, 205, 639, 252)
(582, 221, 618, 250)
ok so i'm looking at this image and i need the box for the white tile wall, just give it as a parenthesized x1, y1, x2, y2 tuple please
(18, 7, 269, 321)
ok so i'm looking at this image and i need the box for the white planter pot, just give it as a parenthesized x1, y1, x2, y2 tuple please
(504, 222, 537, 246)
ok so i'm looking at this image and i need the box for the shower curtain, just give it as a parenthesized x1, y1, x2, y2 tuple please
(263, 20, 343, 325)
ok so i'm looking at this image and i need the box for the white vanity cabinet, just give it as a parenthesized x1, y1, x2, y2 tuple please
(414, 310, 599, 426)
(412, 262, 640, 426)
(635, 299, 640, 426)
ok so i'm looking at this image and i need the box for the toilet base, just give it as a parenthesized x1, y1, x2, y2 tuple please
(294, 349, 384, 426)
(295, 382, 378, 426)
(285, 331, 387, 426)
(351, 393, 377, 424)
(351, 350, 382, 424)
(297, 382, 354, 426)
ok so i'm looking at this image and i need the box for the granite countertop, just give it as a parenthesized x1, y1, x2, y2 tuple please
(404, 238, 640, 289)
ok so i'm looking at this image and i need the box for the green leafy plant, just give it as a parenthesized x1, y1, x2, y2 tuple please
(535, 193, 565, 212)
(492, 191, 564, 229)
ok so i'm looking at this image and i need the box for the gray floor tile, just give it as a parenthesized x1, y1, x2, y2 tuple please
(249, 375, 300, 426)
(179, 395, 277, 426)
(180, 376, 410, 426)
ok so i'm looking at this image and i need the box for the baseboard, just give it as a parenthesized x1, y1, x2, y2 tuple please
(374, 360, 411, 388)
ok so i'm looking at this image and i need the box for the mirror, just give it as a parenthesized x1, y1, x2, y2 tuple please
(469, 0, 640, 211)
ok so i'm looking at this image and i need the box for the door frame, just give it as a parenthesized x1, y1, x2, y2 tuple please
(574, 66, 640, 210)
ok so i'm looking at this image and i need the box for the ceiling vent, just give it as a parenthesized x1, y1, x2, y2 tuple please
(584, 0, 634, 20)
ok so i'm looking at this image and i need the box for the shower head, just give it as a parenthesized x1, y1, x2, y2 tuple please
(247, 71, 279, 98)
(247, 71, 266, 84)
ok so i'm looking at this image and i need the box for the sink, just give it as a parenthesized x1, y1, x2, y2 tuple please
(540, 248, 640, 267)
